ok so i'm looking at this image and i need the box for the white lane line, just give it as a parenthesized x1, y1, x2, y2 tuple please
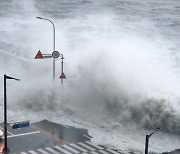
(0, 126, 14, 135)
(46, 147, 58, 153)
(62, 144, 80, 153)
(85, 141, 104, 150)
(54, 146, 72, 154)
(21, 152, 28, 154)
(91, 151, 99, 154)
(7, 131, 40, 138)
(63, 125, 70, 129)
(83, 134, 92, 139)
(98, 150, 110, 154)
(29, 150, 38, 154)
(37, 149, 50, 154)
(106, 149, 120, 154)
(78, 142, 96, 151)
(70, 143, 88, 152)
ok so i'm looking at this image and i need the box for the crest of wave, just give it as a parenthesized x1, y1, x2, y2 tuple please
(0, 3, 179, 134)
(9, 27, 180, 135)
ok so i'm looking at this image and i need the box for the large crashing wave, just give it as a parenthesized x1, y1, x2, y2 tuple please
(0, 0, 180, 143)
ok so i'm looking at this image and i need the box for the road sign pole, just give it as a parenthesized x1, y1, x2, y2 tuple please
(59, 54, 66, 82)
(53, 58, 55, 80)
(61, 55, 64, 84)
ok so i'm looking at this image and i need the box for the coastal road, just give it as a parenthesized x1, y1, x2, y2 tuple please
(0, 120, 122, 154)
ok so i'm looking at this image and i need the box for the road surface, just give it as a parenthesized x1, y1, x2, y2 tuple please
(0, 120, 122, 154)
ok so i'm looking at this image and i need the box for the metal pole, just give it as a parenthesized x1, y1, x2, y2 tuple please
(145, 135, 149, 154)
(3, 75, 20, 153)
(144, 128, 160, 154)
(4, 75, 8, 154)
(51, 20, 55, 81)
(61, 55, 64, 84)
(36, 17, 56, 80)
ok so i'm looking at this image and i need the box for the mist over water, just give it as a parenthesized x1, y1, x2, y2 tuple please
(0, 0, 180, 152)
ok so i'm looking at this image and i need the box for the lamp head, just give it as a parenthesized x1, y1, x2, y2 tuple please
(155, 127, 160, 131)
(4, 75, 20, 81)
(36, 17, 43, 19)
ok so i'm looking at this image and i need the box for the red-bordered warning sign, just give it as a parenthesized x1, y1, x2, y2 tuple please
(52, 51, 60, 59)
(35, 50, 44, 59)
(59, 73, 66, 79)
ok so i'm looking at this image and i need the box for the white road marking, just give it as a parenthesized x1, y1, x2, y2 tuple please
(29, 150, 38, 154)
(91, 151, 99, 154)
(54, 146, 72, 154)
(62, 144, 80, 153)
(19, 142, 120, 154)
(63, 125, 70, 129)
(37, 149, 50, 154)
(106, 149, 120, 154)
(7, 131, 40, 138)
(78, 142, 96, 151)
(98, 150, 110, 154)
(46, 147, 58, 153)
(0, 126, 14, 135)
(85, 141, 103, 150)
(70, 143, 88, 152)
(83, 134, 92, 139)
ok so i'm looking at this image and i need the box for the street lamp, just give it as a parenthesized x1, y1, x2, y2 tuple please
(36, 16, 56, 80)
(145, 127, 160, 154)
(3, 75, 20, 154)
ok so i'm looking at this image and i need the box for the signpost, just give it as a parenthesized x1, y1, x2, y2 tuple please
(35, 16, 66, 82)
(60, 72, 66, 79)
(52, 51, 60, 59)
(34, 50, 66, 83)
(35, 50, 44, 59)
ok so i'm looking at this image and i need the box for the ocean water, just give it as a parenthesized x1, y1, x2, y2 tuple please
(0, 0, 180, 153)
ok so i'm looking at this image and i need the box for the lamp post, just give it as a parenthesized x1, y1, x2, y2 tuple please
(36, 16, 56, 80)
(145, 127, 160, 154)
(3, 75, 20, 154)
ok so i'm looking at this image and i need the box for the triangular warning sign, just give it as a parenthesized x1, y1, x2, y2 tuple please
(59, 72, 66, 79)
(35, 50, 44, 59)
